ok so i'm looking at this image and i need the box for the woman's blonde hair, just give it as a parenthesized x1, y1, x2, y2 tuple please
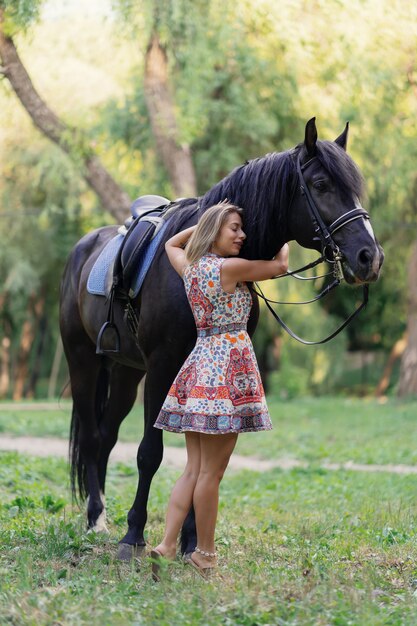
(185, 201, 243, 265)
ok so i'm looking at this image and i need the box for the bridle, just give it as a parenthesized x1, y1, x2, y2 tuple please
(252, 153, 371, 345)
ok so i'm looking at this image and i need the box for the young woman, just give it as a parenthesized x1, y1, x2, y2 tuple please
(151, 201, 289, 579)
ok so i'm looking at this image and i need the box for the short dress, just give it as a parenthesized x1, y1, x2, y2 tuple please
(154, 253, 272, 434)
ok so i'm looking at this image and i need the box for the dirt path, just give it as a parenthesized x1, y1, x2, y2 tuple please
(1, 434, 417, 475)
(0, 434, 294, 472)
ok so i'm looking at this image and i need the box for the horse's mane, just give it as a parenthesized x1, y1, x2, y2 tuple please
(201, 151, 294, 259)
(159, 140, 365, 260)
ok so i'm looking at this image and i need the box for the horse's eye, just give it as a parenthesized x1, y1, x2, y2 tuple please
(313, 180, 328, 192)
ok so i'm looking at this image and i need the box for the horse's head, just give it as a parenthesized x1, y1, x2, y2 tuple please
(288, 118, 384, 284)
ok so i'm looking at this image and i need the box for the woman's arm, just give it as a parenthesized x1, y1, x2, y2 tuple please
(221, 244, 289, 292)
(165, 225, 197, 275)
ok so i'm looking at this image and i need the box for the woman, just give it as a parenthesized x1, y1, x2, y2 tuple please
(151, 201, 289, 579)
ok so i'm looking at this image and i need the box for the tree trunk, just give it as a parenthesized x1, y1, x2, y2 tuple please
(25, 310, 48, 398)
(144, 33, 197, 198)
(0, 10, 131, 222)
(48, 336, 64, 399)
(12, 294, 45, 400)
(375, 334, 407, 398)
(13, 307, 35, 401)
(0, 292, 11, 398)
(0, 336, 11, 399)
(398, 241, 417, 397)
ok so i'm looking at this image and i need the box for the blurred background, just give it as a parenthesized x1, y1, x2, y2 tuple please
(0, 0, 416, 401)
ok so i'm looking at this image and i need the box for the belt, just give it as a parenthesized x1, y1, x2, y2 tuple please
(197, 322, 247, 338)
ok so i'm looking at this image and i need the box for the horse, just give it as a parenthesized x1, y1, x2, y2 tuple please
(59, 118, 384, 560)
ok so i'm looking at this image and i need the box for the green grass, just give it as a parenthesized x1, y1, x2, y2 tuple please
(1, 396, 417, 465)
(1, 451, 417, 625)
(235, 396, 417, 465)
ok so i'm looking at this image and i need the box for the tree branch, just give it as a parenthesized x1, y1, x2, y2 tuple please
(144, 33, 197, 198)
(0, 9, 131, 222)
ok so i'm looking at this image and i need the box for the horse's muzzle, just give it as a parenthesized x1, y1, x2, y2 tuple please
(342, 243, 384, 284)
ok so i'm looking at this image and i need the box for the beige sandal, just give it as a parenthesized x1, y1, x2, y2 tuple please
(186, 547, 217, 579)
(150, 548, 170, 582)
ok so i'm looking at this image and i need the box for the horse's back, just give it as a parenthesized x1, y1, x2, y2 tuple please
(63, 225, 119, 291)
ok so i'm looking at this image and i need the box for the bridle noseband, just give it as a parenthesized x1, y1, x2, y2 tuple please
(252, 153, 371, 345)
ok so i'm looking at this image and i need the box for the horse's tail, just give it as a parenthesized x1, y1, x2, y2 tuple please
(69, 361, 111, 501)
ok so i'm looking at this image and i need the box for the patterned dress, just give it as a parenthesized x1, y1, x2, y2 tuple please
(154, 253, 272, 434)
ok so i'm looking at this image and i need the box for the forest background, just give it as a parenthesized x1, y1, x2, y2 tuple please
(0, 0, 416, 401)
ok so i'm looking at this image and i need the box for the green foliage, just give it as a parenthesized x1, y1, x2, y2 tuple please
(278, 0, 417, 350)
(107, 0, 301, 195)
(1, 0, 417, 396)
(0, 0, 42, 34)
(0, 140, 96, 396)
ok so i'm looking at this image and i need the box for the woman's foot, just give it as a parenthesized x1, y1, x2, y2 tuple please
(152, 543, 177, 560)
(187, 547, 218, 579)
(150, 543, 176, 582)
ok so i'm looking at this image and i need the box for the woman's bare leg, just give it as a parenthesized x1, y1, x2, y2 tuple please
(153, 432, 201, 558)
(192, 432, 238, 569)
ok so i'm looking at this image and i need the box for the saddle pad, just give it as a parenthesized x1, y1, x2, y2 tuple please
(87, 221, 169, 298)
(87, 234, 124, 296)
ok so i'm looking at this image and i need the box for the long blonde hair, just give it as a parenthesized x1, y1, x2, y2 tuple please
(185, 202, 243, 265)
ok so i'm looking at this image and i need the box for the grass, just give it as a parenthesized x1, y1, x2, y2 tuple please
(1, 450, 417, 625)
(1, 396, 417, 465)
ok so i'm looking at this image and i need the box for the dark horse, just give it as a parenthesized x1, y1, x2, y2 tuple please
(60, 119, 383, 559)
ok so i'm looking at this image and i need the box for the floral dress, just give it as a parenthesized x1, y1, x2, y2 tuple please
(154, 253, 272, 434)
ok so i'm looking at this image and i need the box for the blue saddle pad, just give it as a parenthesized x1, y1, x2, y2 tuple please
(87, 221, 169, 298)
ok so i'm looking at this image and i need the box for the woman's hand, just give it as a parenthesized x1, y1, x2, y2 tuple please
(273, 243, 289, 275)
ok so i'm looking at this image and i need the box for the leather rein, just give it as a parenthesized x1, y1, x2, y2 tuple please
(252, 154, 370, 345)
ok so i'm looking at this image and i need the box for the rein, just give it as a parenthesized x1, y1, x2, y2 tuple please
(252, 154, 370, 345)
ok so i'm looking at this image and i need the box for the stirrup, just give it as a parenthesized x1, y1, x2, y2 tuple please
(96, 321, 121, 354)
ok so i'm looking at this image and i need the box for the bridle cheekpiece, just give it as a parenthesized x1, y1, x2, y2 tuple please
(252, 152, 371, 345)
(296, 153, 370, 282)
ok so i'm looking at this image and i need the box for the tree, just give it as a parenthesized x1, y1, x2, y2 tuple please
(0, 139, 89, 398)
(0, 5, 130, 222)
(398, 242, 417, 396)
(143, 33, 197, 197)
(2, 0, 417, 396)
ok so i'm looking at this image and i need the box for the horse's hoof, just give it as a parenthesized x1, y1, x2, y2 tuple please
(87, 510, 110, 534)
(87, 524, 110, 535)
(117, 543, 146, 561)
(87, 495, 108, 533)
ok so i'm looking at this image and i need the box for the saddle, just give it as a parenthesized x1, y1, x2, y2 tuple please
(96, 194, 175, 355)
(114, 195, 172, 298)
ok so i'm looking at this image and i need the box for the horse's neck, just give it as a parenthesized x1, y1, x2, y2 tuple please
(200, 150, 297, 259)
(242, 195, 291, 260)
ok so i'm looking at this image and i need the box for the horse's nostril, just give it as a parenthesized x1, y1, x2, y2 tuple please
(358, 248, 372, 266)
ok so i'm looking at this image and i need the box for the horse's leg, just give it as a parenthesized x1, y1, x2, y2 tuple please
(96, 365, 145, 517)
(118, 354, 181, 560)
(180, 507, 197, 557)
(66, 343, 111, 531)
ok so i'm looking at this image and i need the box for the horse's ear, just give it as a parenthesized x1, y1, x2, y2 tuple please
(304, 117, 318, 156)
(335, 122, 349, 150)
